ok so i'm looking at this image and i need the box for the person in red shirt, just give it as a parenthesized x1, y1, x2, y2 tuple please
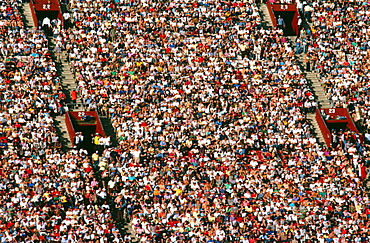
(70, 90, 78, 108)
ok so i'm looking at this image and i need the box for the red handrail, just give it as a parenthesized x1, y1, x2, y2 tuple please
(315, 108, 332, 147)
(65, 112, 76, 145)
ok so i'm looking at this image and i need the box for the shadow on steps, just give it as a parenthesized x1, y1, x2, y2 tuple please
(99, 116, 118, 147)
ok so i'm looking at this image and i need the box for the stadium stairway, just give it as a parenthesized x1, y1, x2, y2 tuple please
(289, 42, 330, 147)
(259, 6, 328, 147)
(54, 115, 73, 150)
(306, 113, 326, 145)
(306, 71, 332, 109)
(287, 16, 332, 109)
(19, 2, 139, 241)
(60, 56, 81, 109)
(20, 3, 75, 149)
(287, 38, 331, 147)
(291, 48, 332, 109)
(21, 2, 80, 110)
(21, 3, 34, 29)
(56, 5, 139, 242)
(259, 3, 274, 28)
(46, 37, 79, 149)
(47, 37, 82, 111)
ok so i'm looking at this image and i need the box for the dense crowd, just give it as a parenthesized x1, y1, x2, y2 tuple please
(59, 0, 370, 242)
(303, 0, 370, 166)
(305, 1, 368, 110)
(0, 0, 125, 242)
(302, 0, 370, 133)
(0, 0, 369, 242)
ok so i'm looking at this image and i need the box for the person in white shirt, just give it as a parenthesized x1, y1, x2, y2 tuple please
(131, 147, 141, 164)
(42, 17, 51, 35)
(103, 136, 111, 149)
(63, 12, 71, 28)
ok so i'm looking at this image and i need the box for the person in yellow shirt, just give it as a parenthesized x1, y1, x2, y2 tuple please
(92, 151, 99, 169)
(174, 188, 183, 196)
(94, 134, 100, 145)
(208, 215, 216, 222)
(61, 195, 68, 206)
(43, 192, 51, 201)
(93, 133, 101, 153)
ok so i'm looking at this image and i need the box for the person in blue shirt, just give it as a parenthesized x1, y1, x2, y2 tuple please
(277, 16, 285, 30)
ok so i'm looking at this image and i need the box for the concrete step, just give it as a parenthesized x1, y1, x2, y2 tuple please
(63, 85, 76, 88)
(313, 92, 327, 95)
(23, 13, 33, 19)
(308, 74, 330, 109)
(316, 99, 329, 102)
(63, 84, 76, 87)
(63, 76, 75, 80)
(62, 85, 75, 89)
(306, 114, 326, 146)
(22, 3, 35, 28)
(54, 115, 73, 150)
(312, 84, 323, 87)
(260, 4, 274, 27)
(121, 223, 139, 243)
